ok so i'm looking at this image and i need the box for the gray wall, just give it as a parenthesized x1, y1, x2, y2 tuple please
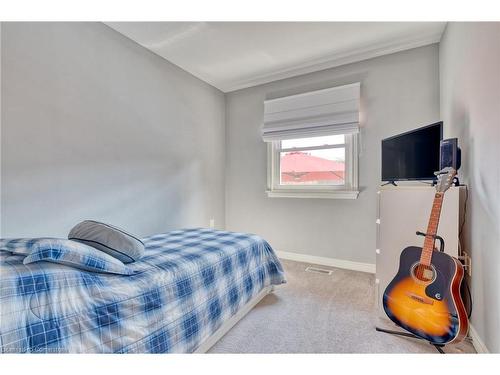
(225, 45, 440, 264)
(440, 22, 500, 353)
(1, 22, 226, 238)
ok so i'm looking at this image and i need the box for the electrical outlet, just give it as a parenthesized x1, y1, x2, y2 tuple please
(209, 219, 215, 229)
(460, 251, 472, 277)
(465, 253, 472, 277)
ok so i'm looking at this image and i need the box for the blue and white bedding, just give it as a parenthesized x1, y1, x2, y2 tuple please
(0, 228, 286, 353)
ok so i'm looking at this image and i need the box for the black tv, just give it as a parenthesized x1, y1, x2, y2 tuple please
(382, 122, 443, 182)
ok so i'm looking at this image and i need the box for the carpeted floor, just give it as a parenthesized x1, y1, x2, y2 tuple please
(209, 259, 475, 353)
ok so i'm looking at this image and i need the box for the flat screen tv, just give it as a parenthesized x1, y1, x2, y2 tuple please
(382, 122, 443, 182)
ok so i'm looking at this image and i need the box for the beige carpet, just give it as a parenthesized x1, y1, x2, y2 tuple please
(209, 259, 475, 353)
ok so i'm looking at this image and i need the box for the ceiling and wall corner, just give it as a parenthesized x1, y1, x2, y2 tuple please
(105, 22, 446, 92)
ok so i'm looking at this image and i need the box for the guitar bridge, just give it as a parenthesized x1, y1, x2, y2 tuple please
(406, 292, 434, 305)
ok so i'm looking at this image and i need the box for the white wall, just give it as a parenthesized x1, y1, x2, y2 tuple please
(440, 22, 500, 353)
(1, 22, 226, 238)
(225, 45, 440, 265)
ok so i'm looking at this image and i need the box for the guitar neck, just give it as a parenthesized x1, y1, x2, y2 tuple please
(420, 192, 444, 266)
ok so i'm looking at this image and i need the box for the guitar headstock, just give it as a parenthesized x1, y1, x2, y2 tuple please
(435, 167, 457, 193)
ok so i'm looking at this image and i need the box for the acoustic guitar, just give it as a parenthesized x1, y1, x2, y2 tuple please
(382, 167, 469, 345)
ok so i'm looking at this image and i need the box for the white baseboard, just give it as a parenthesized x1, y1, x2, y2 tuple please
(469, 324, 489, 353)
(276, 250, 375, 274)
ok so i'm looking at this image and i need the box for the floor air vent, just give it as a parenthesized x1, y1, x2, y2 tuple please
(305, 266, 333, 275)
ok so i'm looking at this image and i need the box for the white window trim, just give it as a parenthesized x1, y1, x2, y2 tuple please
(266, 133, 359, 199)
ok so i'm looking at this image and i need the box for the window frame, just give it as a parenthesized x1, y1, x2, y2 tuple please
(266, 133, 359, 199)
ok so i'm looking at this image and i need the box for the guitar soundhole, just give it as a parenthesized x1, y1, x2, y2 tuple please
(411, 263, 436, 283)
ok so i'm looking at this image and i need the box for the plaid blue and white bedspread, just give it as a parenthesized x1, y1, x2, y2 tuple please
(0, 228, 285, 353)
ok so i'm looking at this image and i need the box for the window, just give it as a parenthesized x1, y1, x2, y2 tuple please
(262, 82, 360, 199)
(267, 134, 359, 199)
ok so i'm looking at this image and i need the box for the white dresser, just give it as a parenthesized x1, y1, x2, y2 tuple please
(375, 185, 465, 319)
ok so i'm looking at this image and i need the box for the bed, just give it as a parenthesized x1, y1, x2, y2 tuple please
(0, 228, 286, 353)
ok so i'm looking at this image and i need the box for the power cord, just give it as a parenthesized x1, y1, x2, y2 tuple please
(463, 277, 473, 319)
(459, 184, 469, 240)
(457, 183, 472, 319)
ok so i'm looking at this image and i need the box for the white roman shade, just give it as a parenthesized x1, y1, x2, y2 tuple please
(262, 82, 360, 141)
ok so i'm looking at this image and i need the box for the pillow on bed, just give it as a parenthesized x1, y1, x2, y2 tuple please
(23, 238, 135, 275)
(0, 238, 57, 256)
(68, 220, 145, 263)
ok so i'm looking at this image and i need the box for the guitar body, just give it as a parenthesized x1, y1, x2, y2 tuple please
(383, 246, 469, 345)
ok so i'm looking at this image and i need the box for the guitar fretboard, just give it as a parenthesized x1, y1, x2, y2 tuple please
(419, 192, 444, 266)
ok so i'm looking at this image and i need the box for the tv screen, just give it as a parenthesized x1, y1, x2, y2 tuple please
(382, 122, 443, 182)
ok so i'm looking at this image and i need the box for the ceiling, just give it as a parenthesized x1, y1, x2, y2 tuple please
(105, 22, 446, 92)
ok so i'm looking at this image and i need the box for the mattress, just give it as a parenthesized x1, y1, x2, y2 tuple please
(0, 228, 286, 353)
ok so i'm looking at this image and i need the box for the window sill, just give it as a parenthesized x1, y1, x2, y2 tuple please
(266, 189, 359, 199)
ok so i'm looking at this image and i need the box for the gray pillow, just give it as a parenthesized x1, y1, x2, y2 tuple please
(68, 220, 145, 263)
